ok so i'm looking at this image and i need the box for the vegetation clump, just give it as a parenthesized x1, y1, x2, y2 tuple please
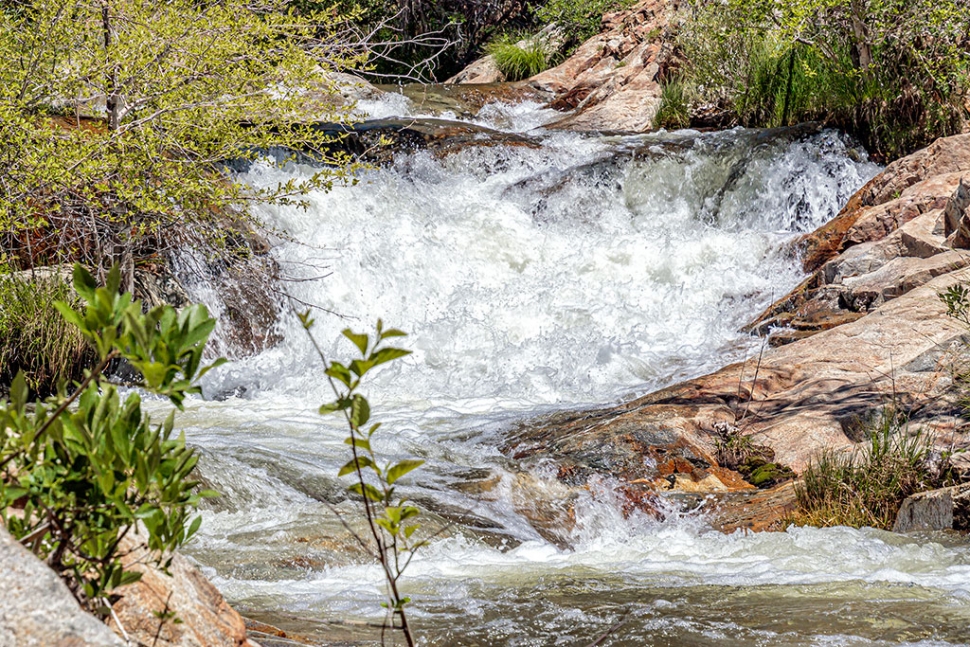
(714, 422, 795, 489)
(0, 268, 90, 396)
(666, 0, 970, 160)
(0, 265, 222, 615)
(792, 411, 957, 529)
(487, 34, 553, 81)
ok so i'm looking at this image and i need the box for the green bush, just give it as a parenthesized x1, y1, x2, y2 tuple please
(486, 35, 552, 81)
(531, 0, 637, 51)
(793, 410, 954, 529)
(0, 269, 91, 396)
(0, 264, 222, 615)
(677, 0, 969, 160)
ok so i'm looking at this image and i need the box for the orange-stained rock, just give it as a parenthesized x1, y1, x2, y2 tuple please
(706, 482, 799, 533)
(109, 535, 259, 647)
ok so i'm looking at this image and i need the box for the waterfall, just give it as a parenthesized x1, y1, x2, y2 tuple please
(165, 96, 970, 646)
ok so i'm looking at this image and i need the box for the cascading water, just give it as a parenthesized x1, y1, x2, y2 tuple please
(166, 94, 970, 645)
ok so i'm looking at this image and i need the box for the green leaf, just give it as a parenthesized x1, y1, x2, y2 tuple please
(319, 401, 346, 415)
(348, 482, 383, 502)
(342, 329, 369, 355)
(371, 347, 411, 366)
(344, 436, 371, 451)
(350, 394, 370, 428)
(337, 455, 374, 477)
(386, 459, 424, 485)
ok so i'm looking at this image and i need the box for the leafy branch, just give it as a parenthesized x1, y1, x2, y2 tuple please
(299, 313, 421, 647)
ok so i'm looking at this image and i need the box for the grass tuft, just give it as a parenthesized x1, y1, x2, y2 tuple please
(0, 268, 91, 396)
(792, 410, 957, 529)
(486, 36, 551, 81)
(654, 78, 692, 130)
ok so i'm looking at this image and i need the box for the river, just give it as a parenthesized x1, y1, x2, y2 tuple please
(166, 93, 970, 646)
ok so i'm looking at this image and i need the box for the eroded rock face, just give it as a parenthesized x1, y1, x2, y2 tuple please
(749, 134, 970, 345)
(531, 0, 679, 132)
(110, 535, 259, 647)
(800, 134, 970, 273)
(0, 527, 125, 647)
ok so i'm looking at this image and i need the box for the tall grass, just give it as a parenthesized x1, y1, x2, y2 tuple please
(654, 78, 692, 130)
(676, 1, 968, 160)
(0, 269, 90, 396)
(793, 410, 956, 529)
(486, 35, 551, 81)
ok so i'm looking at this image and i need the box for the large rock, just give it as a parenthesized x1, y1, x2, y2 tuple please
(0, 526, 125, 647)
(527, 0, 680, 132)
(446, 55, 505, 84)
(109, 535, 259, 647)
(506, 268, 970, 501)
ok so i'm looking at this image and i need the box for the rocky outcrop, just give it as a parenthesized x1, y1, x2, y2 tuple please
(109, 535, 259, 647)
(445, 0, 679, 133)
(0, 526, 125, 647)
(748, 134, 970, 346)
(505, 134, 970, 520)
(529, 0, 679, 132)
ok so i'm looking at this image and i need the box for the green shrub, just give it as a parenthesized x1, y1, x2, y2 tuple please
(531, 0, 637, 50)
(0, 269, 91, 396)
(793, 410, 954, 529)
(677, 0, 969, 160)
(0, 264, 222, 615)
(486, 35, 552, 81)
(654, 78, 692, 130)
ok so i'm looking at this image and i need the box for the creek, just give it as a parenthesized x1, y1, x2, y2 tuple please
(167, 93, 970, 645)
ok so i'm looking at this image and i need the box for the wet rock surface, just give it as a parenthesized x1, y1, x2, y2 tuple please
(110, 534, 260, 647)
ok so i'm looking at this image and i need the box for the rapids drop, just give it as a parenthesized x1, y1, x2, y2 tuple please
(170, 95, 970, 645)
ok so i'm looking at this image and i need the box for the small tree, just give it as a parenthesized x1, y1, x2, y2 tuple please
(300, 314, 422, 646)
(0, 0, 363, 276)
(0, 264, 223, 615)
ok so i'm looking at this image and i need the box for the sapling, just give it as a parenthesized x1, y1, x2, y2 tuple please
(300, 313, 422, 646)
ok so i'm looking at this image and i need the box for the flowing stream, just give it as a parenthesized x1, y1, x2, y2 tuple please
(167, 93, 970, 645)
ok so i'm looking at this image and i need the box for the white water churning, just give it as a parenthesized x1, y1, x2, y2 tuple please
(174, 100, 970, 646)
